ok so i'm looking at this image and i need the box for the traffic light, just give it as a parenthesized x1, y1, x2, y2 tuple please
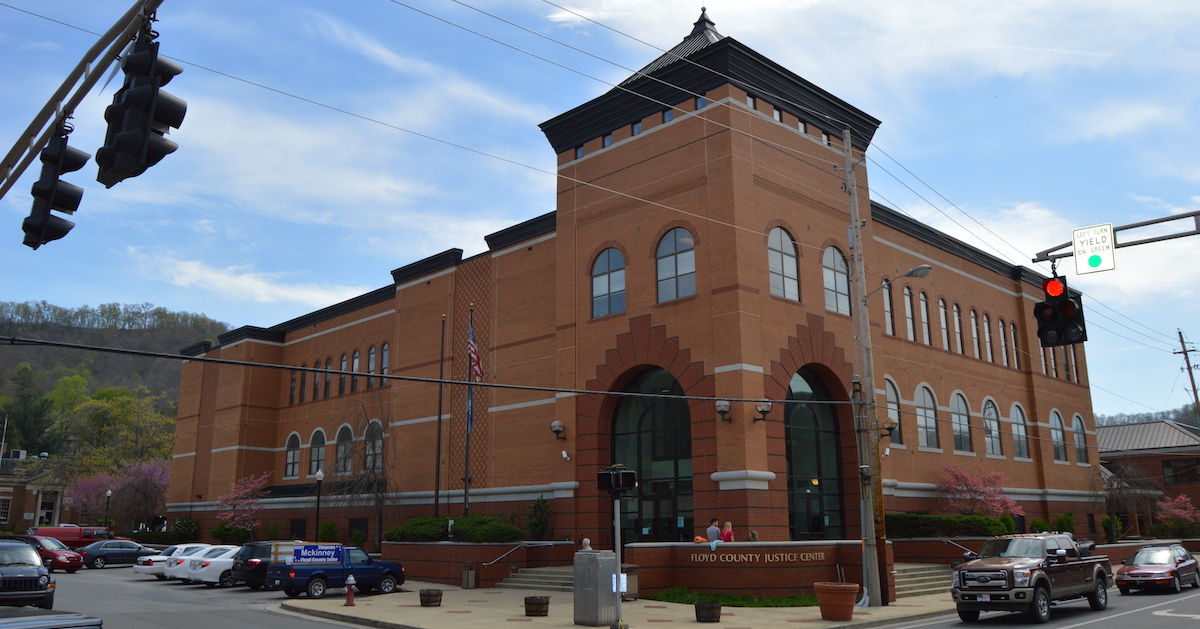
(96, 39, 186, 188)
(24, 129, 90, 249)
(1033, 276, 1087, 347)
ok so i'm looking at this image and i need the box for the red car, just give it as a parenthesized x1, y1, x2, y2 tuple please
(1116, 544, 1200, 594)
(0, 534, 85, 573)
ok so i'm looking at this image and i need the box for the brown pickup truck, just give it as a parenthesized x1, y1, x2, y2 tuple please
(950, 533, 1112, 623)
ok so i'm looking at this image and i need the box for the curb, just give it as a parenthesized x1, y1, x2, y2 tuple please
(280, 601, 422, 629)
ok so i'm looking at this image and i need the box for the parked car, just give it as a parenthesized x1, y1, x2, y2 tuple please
(163, 545, 223, 583)
(0, 541, 54, 609)
(0, 537, 82, 574)
(27, 528, 127, 550)
(232, 541, 304, 590)
(0, 609, 100, 628)
(131, 544, 210, 580)
(266, 544, 404, 598)
(75, 541, 155, 569)
(1115, 544, 1200, 594)
(185, 546, 240, 588)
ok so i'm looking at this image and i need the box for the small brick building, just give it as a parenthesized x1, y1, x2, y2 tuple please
(169, 11, 1101, 558)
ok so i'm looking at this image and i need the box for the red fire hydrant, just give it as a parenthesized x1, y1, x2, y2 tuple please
(344, 574, 356, 606)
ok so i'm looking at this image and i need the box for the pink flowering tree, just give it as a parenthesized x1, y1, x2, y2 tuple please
(1156, 494, 1200, 524)
(215, 472, 272, 532)
(66, 472, 119, 525)
(936, 465, 1025, 518)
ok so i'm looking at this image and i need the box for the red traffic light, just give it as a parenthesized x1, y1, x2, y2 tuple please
(1043, 277, 1065, 298)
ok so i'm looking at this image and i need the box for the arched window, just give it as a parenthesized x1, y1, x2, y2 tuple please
(336, 426, 353, 474)
(367, 346, 376, 389)
(768, 228, 799, 300)
(883, 281, 895, 336)
(917, 386, 939, 448)
(885, 379, 902, 445)
(592, 248, 627, 317)
(289, 371, 297, 406)
(656, 228, 696, 302)
(904, 288, 916, 341)
(311, 367, 319, 402)
(983, 314, 994, 362)
(309, 430, 326, 475)
(919, 293, 932, 345)
(1050, 411, 1068, 462)
(1061, 346, 1073, 382)
(970, 310, 981, 358)
(324, 358, 332, 398)
(953, 304, 964, 354)
(1010, 324, 1020, 370)
(339, 354, 348, 395)
(1012, 405, 1030, 459)
(983, 401, 1002, 456)
(822, 247, 851, 315)
(785, 367, 846, 539)
(951, 393, 972, 452)
(381, 343, 389, 387)
(284, 434, 300, 477)
(998, 320, 1009, 367)
(1073, 415, 1089, 463)
(351, 351, 361, 393)
(298, 364, 307, 402)
(939, 299, 950, 350)
(364, 422, 383, 473)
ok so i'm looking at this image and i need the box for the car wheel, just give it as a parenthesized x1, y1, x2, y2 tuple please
(1087, 579, 1108, 610)
(91, 557, 106, 569)
(1192, 571, 1200, 589)
(1027, 586, 1050, 624)
(306, 578, 328, 599)
(956, 608, 980, 622)
(35, 598, 53, 610)
(1118, 586, 1129, 595)
(283, 588, 302, 598)
(218, 571, 235, 588)
(1170, 574, 1181, 594)
(155, 574, 166, 580)
(377, 574, 398, 595)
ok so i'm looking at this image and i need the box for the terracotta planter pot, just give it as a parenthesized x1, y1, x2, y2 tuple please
(813, 582, 859, 621)
(694, 601, 722, 623)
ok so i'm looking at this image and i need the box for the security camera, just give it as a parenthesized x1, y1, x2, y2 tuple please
(882, 447, 890, 458)
(562, 450, 570, 461)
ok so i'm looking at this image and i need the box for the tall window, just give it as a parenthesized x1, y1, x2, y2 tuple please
(298, 365, 307, 402)
(592, 248, 627, 317)
(904, 287, 915, 341)
(1012, 405, 1030, 459)
(367, 346, 376, 389)
(822, 247, 851, 315)
(784, 368, 846, 540)
(883, 281, 895, 335)
(1050, 411, 1068, 462)
(311, 368, 319, 402)
(285, 434, 300, 477)
(381, 343, 389, 386)
(953, 304, 964, 354)
(951, 393, 972, 452)
(364, 422, 383, 473)
(656, 228, 695, 302)
(768, 228, 799, 300)
(336, 426, 353, 474)
(1071, 346, 1080, 383)
(1048, 347, 1059, 378)
(998, 320, 1009, 367)
(289, 371, 296, 405)
(970, 310, 981, 358)
(309, 431, 326, 475)
(917, 386, 939, 448)
(339, 354, 348, 394)
(983, 314, 994, 362)
(885, 379, 903, 445)
(1010, 323, 1020, 370)
(939, 299, 950, 349)
(1062, 346, 1073, 382)
(324, 358, 332, 398)
(919, 292, 932, 345)
(983, 400, 1002, 456)
(1072, 415, 1088, 463)
(0, 499, 10, 524)
(351, 351, 360, 392)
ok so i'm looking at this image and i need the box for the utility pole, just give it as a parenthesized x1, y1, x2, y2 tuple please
(1177, 330, 1200, 427)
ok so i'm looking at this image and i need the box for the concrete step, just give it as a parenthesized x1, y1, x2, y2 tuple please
(495, 582, 575, 592)
(896, 585, 951, 598)
(496, 566, 576, 592)
(892, 564, 950, 599)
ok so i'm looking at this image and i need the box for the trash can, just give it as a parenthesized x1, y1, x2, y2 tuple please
(621, 564, 639, 601)
(573, 550, 618, 627)
(462, 562, 477, 589)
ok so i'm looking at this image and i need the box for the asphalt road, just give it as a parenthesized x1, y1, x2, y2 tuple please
(43, 565, 363, 629)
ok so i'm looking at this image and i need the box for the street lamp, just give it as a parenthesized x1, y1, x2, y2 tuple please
(104, 490, 112, 528)
(314, 469, 324, 540)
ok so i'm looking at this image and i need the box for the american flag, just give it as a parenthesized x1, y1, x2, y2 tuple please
(468, 319, 484, 382)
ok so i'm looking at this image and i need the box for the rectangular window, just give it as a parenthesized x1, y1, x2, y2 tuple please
(631, 121, 642, 135)
(821, 132, 830, 145)
(290, 518, 307, 540)
(882, 283, 894, 336)
(798, 121, 807, 134)
(285, 449, 299, 478)
(574, 146, 584, 159)
(663, 109, 674, 123)
(904, 289, 915, 341)
(0, 499, 10, 524)
(773, 107, 782, 122)
(1164, 459, 1200, 483)
(695, 96, 707, 109)
(603, 133, 613, 148)
(746, 95, 756, 110)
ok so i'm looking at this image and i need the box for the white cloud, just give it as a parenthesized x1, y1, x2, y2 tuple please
(1066, 101, 1179, 141)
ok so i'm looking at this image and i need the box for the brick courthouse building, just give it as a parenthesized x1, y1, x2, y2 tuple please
(170, 11, 1101, 579)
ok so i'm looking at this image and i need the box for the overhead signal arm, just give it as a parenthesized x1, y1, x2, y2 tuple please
(1032, 210, 1200, 263)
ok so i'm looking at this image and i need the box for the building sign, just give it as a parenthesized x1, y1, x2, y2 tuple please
(292, 544, 342, 564)
(691, 551, 826, 564)
(1072, 223, 1115, 275)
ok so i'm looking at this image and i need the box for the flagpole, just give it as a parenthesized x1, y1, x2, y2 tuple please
(434, 314, 446, 518)
(463, 306, 476, 516)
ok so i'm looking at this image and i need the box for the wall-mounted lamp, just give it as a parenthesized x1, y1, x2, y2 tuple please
(754, 401, 773, 422)
(881, 416, 899, 439)
(714, 399, 732, 422)
(550, 420, 567, 441)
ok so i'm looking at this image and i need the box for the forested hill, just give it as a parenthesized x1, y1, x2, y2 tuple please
(0, 301, 230, 402)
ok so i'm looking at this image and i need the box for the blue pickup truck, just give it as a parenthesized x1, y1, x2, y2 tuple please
(265, 544, 405, 598)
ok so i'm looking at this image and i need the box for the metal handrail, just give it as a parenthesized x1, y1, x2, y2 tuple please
(482, 541, 556, 567)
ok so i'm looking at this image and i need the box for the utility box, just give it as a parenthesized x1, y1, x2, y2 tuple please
(621, 564, 639, 601)
(462, 562, 477, 589)
(573, 550, 617, 627)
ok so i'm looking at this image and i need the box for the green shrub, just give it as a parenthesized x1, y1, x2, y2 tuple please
(527, 495, 553, 541)
(169, 517, 198, 540)
(318, 521, 339, 542)
(999, 514, 1017, 534)
(885, 513, 1006, 537)
(1100, 515, 1122, 543)
(1050, 513, 1076, 534)
(1030, 519, 1050, 533)
(466, 520, 526, 543)
(1149, 520, 1200, 538)
(259, 522, 280, 540)
(349, 528, 367, 548)
(381, 515, 525, 543)
(211, 520, 251, 545)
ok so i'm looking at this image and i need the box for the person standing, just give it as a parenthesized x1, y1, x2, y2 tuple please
(721, 521, 734, 543)
(579, 537, 593, 551)
(705, 518, 721, 542)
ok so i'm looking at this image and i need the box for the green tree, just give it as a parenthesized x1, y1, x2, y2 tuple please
(2, 365, 62, 456)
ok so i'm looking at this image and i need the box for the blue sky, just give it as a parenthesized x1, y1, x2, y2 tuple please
(1, 0, 1197, 416)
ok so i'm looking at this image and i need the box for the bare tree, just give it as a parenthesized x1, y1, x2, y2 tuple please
(1096, 461, 1162, 538)
(319, 387, 399, 550)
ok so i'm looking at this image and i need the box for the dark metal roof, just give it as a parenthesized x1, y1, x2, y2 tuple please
(619, 9, 724, 87)
(484, 211, 556, 251)
(1097, 420, 1200, 454)
(391, 249, 462, 285)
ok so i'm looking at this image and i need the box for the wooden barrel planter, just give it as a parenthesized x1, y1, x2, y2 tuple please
(813, 582, 859, 621)
(694, 601, 722, 623)
(419, 589, 442, 607)
(524, 596, 550, 617)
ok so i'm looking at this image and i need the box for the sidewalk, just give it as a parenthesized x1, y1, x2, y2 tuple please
(279, 580, 958, 629)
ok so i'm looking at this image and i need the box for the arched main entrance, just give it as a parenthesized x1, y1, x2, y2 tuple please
(784, 367, 846, 540)
(612, 368, 693, 543)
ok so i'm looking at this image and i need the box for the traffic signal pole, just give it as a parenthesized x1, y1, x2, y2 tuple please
(0, 0, 165, 203)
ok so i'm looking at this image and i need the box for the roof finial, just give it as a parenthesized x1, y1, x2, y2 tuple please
(691, 7, 718, 37)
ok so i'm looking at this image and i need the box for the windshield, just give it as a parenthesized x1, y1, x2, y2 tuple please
(181, 547, 208, 556)
(976, 538, 1045, 559)
(39, 537, 68, 550)
(1129, 549, 1173, 565)
(0, 546, 42, 566)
